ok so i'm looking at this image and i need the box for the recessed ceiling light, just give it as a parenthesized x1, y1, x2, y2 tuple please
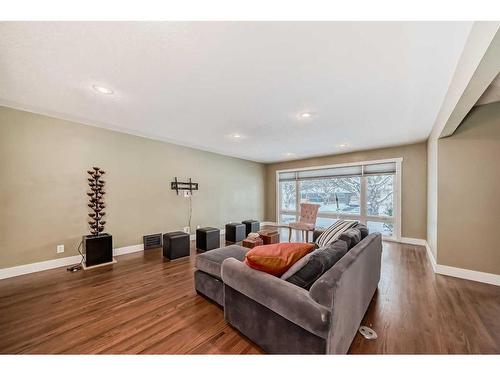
(227, 133, 245, 140)
(338, 143, 348, 148)
(300, 112, 312, 118)
(284, 152, 297, 158)
(92, 85, 114, 95)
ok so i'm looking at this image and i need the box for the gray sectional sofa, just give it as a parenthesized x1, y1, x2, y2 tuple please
(194, 244, 248, 306)
(194, 229, 382, 354)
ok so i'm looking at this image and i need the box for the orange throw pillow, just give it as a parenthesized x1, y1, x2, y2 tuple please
(244, 242, 316, 276)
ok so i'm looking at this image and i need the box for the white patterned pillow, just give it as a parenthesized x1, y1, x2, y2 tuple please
(315, 220, 359, 247)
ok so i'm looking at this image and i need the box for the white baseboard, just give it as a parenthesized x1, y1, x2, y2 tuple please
(435, 263, 500, 286)
(4, 233, 499, 287)
(424, 241, 437, 272)
(0, 229, 230, 280)
(0, 255, 83, 280)
(399, 237, 427, 246)
(113, 244, 144, 256)
(386, 238, 499, 286)
(0, 243, 145, 280)
(422, 241, 500, 286)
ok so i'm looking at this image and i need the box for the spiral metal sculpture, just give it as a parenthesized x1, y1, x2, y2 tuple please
(86, 167, 106, 235)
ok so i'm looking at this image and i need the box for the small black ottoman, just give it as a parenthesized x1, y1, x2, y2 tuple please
(225, 222, 245, 243)
(242, 220, 260, 236)
(163, 231, 190, 260)
(196, 227, 220, 252)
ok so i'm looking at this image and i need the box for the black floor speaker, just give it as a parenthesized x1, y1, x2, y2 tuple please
(83, 233, 113, 267)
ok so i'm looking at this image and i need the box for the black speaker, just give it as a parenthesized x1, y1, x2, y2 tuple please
(83, 233, 113, 267)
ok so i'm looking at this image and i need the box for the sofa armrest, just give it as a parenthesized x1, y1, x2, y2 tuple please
(221, 258, 330, 338)
(309, 233, 382, 353)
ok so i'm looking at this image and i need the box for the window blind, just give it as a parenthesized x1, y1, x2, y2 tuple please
(278, 171, 296, 181)
(297, 165, 362, 180)
(278, 162, 396, 181)
(363, 162, 396, 175)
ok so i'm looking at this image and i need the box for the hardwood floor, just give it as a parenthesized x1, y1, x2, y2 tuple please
(0, 236, 499, 354)
(350, 241, 500, 354)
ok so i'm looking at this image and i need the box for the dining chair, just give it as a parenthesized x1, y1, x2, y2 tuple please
(288, 203, 320, 242)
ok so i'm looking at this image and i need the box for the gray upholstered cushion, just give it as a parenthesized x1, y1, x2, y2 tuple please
(338, 228, 362, 249)
(354, 223, 369, 239)
(224, 285, 327, 353)
(194, 270, 224, 306)
(310, 233, 382, 354)
(221, 258, 331, 338)
(309, 233, 382, 308)
(195, 244, 248, 279)
(285, 240, 349, 290)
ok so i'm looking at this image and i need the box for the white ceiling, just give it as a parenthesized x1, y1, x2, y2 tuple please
(0, 22, 473, 163)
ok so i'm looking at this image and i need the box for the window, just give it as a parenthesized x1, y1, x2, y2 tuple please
(366, 175, 394, 217)
(315, 217, 338, 228)
(279, 213, 297, 225)
(279, 180, 296, 212)
(299, 177, 360, 215)
(367, 221, 394, 237)
(277, 159, 401, 240)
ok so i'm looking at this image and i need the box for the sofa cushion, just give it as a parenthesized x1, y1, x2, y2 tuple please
(222, 258, 331, 339)
(195, 244, 248, 279)
(280, 251, 314, 280)
(338, 228, 362, 249)
(309, 233, 382, 309)
(285, 240, 349, 290)
(245, 243, 315, 277)
(354, 223, 369, 239)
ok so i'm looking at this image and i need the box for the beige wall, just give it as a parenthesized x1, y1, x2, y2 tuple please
(0, 107, 265, 268)
(427, 24, 499, 260)
(437, 101, 500, 274)
(427, 137, 439, 258)
(265, 142, 428, 239)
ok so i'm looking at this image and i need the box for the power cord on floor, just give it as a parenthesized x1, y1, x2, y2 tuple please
(66, 240, 84, 272)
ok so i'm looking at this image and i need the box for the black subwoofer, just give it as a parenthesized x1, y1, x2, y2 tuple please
(163, 231, 190, 260)
(242, 220, 260, 236)
(225, 223, 245, 243)
(196, 227, 220, 252)
(83, 233, 113, 267)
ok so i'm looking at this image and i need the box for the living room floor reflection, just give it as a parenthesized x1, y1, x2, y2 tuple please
(0, 232, 499, 354)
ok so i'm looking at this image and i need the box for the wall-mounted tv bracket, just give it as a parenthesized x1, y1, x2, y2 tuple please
(171, 177, 199, 195)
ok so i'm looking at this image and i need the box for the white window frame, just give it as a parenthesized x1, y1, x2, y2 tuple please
(276, 158, 402, 241)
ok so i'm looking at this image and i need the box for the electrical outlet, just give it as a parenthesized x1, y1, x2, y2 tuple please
(57, 244, 64, 254)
